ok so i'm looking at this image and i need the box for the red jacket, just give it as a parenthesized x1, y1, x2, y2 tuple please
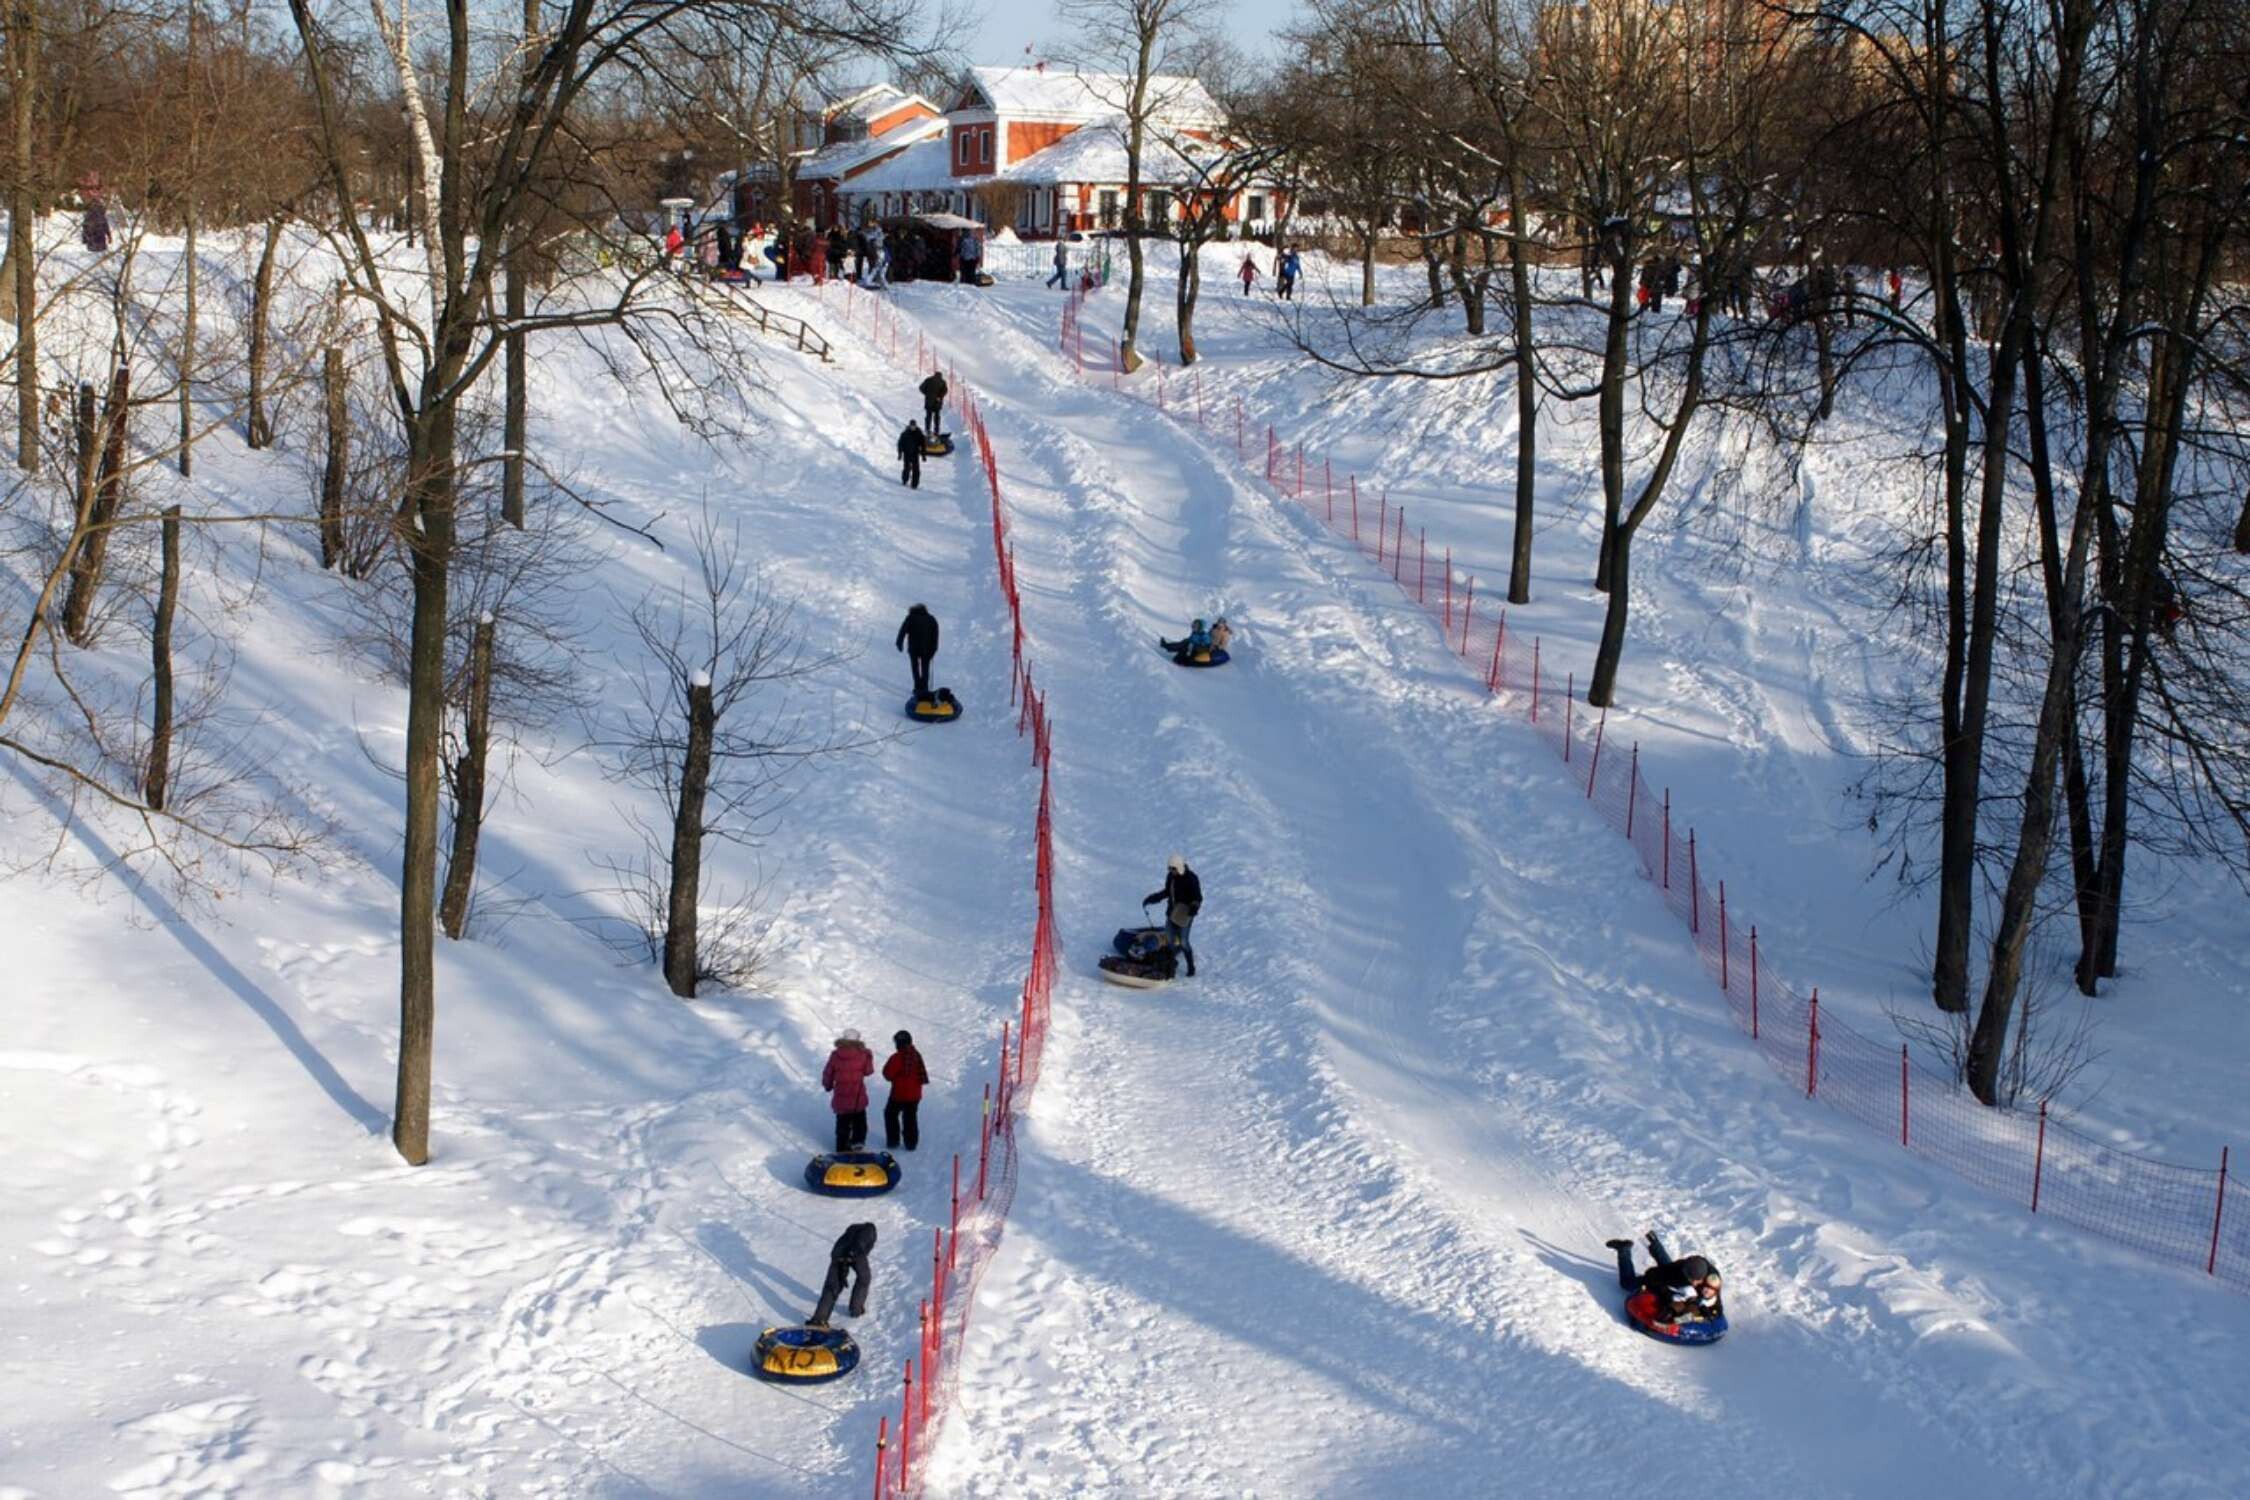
(821, 1043, 874, 1113)
(882, 1047, 929, 1103)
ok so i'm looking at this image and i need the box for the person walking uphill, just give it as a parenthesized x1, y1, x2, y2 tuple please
(808, 1221, 877, 1327)
(895, 604, 939, 702)
(919, 369, 949, 437)
(882, 1031, 929, 1151)
(897, 419, 926, 489)
(1145, 854, 1203, 977)
(821, 1029, 875, 1153)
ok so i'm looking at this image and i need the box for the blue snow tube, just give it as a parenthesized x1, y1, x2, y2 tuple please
(905, 691, 963, 723)
(1112, 926, 1174, 961)
(1625, 1290, 1728, 1345)
(804, 1150, 902, 1197)
(753, 1325, 861, 1383)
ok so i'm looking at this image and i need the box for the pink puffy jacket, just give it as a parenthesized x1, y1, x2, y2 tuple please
(821, 1042, 874, 1113)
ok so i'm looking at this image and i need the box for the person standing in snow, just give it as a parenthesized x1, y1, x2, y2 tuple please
(957, 231, 983, 284)
(895, 603, 939, 701)
(808, 1221, 877, 1326)
(827, 225, 849, 281)
(821, 1030, 875, 1153)
(1047, 239, 1070, 289)
(1609, 1231, 1724, 1321)
(1144, 854, 1203, 977)
(897, 420, 926, 489)
(1238, 251, 1261, 296)
(882, 1031, 929, 1151)
(919, 370, 949, 436)
(1277, 247, 1301, 301)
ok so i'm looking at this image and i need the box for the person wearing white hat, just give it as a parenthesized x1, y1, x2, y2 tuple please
(1143, 854, 1203, 977)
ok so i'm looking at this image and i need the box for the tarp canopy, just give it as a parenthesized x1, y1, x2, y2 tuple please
(916, 212, 983, 230)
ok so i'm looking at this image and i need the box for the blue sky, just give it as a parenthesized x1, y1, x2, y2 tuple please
(958, 0, 1292, 72)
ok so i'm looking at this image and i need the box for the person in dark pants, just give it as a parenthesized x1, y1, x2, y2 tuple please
(918, 370, 949, 437)
(882, 1030, 929, 1150)
(1144, 854, 1202, 977)
(897, 420, 926, 488)
(1609, 1231, 1723, 1321)
(1046, 239, 1070, 289)
(821, 1030, 874, 1153)
(809, 1222, 877, 1326)
(895, 604, 939, 701)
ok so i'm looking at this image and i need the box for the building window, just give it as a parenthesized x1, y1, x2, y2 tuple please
(1098, 190, 1119, 228)
(1146, 189, 1171, 223)
(958, 131, 970, 166)
(980, 128, 992, 166)
(1247, 193, 1266, 222)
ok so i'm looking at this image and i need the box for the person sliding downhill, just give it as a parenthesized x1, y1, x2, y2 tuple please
(1144, 855, 1202, 978)
(1609, 1231, 1724, 1323)
(1160, 618, 1221, 661)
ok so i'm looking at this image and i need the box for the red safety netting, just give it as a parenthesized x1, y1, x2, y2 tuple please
(819, 280, 1061, 1496)
(1050, 283, 2243, 1297)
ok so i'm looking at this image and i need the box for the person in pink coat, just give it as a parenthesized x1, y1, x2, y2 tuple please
(821, 1029, 876, 1153)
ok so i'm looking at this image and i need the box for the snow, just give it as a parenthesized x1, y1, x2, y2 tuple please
(5, 224, 2247, 1499)
(960, 67, 1220, 128)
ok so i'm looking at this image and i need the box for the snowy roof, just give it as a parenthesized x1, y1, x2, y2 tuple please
(835, 136, 954, 196)
(954, 65, 1222, 127)
(1003, 124, 1257, 188)
(797, 115, 948, 181)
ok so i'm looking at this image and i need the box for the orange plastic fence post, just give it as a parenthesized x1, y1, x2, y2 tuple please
(1718, 882, 1728, 989)
(1531, 638, 1541, 721)
(1587, 707, 1606, 798)
(1806, 990, 1821, 1098)
(1377, 495, 1387, 565)
(875, 1417, 889, 1500)
(2031, 1100, 2047, 1211)
(1901, 1045, 1910, 1147)
(1459, 577, 1474, 655)
(1625, 745, 1640, 837)
(1749, 926, 1759, 1039)
(2213, 1147, 2231, 1276)
(1564, 672, 1573, 761)
(1689, 832, 1700, 932)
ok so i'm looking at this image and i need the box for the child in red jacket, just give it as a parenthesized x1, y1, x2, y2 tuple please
(882, 1031, 930, 1151)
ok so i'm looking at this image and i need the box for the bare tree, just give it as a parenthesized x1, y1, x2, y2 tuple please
(1059, 0, 1218, 372)
(596, 510, 866, 997)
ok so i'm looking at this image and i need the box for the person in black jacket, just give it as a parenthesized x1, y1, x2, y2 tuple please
(809, 1221, 877, 1326)
(918, 371, 949, 437)
(1143, 854, 1203, 977)
(898, 420, 926, 488)
(895, 604, 939, 701)
(1608, 1231, 1723, 1321)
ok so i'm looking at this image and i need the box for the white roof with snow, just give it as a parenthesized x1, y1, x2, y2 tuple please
(955, 65, 1221, 128)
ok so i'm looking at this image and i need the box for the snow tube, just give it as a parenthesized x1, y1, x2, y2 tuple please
(753, 1325, 860, 1384)
(1625, 1290, 1728, 1345)
(803, 1151, 902, 1197)
(1112, 926, 1175, 960)
(905, 690, 963, 723)
(1098, 955, 1173, 988)
(923, 432, 957, 458)
(1155, 640, 1230, 668)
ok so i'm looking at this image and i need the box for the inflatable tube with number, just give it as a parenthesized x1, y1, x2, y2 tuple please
(803, 1150, 902, 1197)
(905, 693, 963, 723)
(753, 1325, 861, 1384)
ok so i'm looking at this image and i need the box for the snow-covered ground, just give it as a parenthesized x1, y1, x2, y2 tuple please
(5, 229, 2246, 1498)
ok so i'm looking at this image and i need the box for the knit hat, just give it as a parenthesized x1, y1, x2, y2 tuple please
(1167, 853, 1186, 873)
(839, 1028, 862, 1044)
(893, 1030, 913, 1047)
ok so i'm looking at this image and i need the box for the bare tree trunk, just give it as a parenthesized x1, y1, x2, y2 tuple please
(144, 505, 181, 809)
(9, 0, 38, 472)
(179, 203, 198, 475)
(393, 404, 458, 1167)
(1175, 238, 1203, 366)
(61, 363, 129, 646)
(438, 610, 493, 939)
(1422, 239, 1445, 308)
(1505, 178, 1537, 607)
(1593, 256, 1632, 592)
(500, 0, 535, 529)
(1360, 234, 1375, 307)
(244, 215, 284, 448)
(663, 676, 716, 997)
(319, 345, 346, 569)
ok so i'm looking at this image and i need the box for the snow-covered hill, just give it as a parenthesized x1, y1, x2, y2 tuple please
(4, 230, 2245, 1498)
